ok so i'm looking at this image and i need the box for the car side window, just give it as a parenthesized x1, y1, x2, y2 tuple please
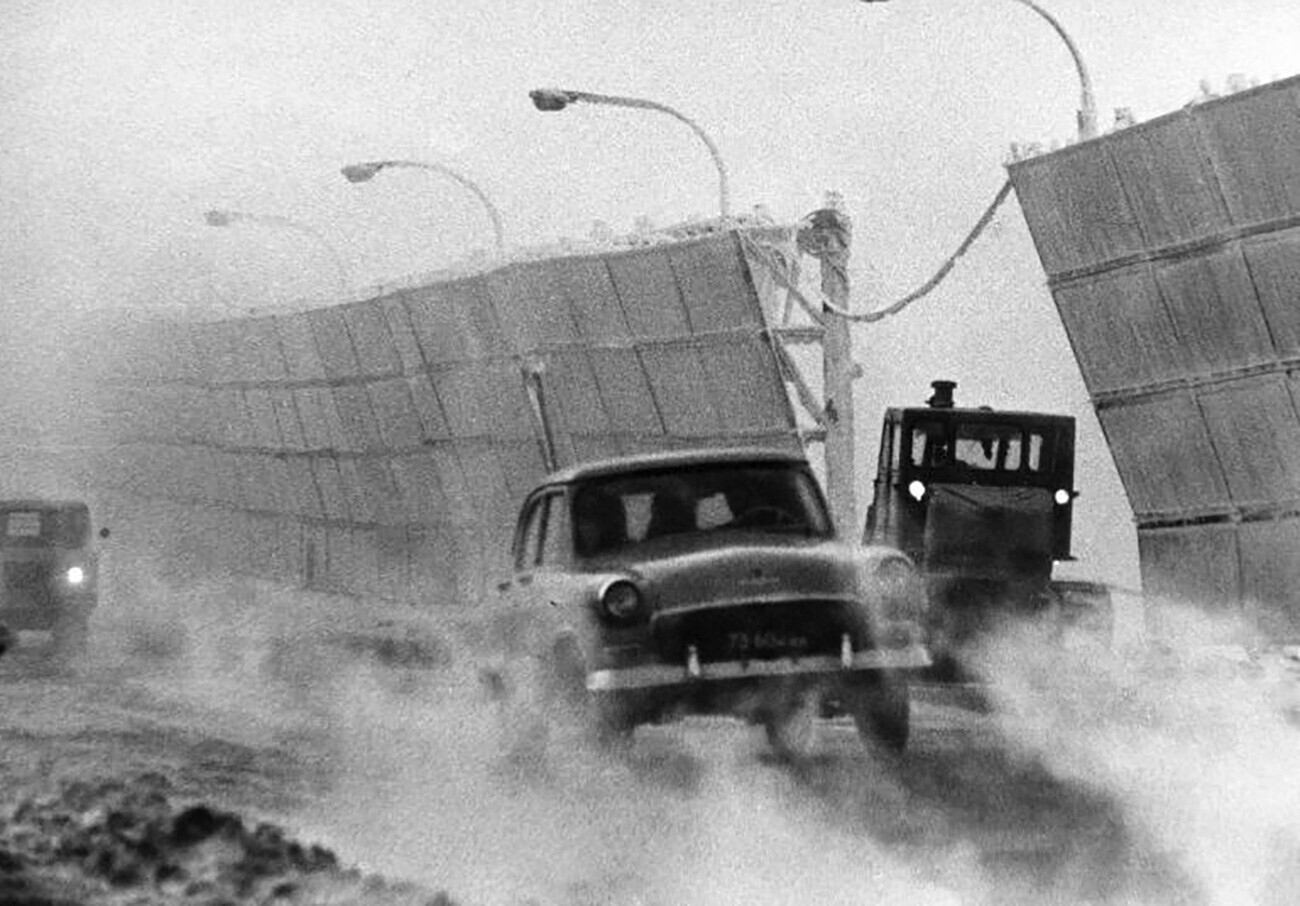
(696, 492, 734, 529)
(539, 492, 569, 565)
(514, 495, 547, 571)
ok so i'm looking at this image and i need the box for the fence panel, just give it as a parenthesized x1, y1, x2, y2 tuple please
(1097, 390, 1230, 519)
(1050, 267, 1185, 394)
(1010, 74, 1300, 637)
(1197, 375, 1300, 506)
(93, 230, 800, 605)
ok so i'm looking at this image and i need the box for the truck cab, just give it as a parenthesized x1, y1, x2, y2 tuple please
(0, 499, 105, 657)
(865, 381, 1082, 678)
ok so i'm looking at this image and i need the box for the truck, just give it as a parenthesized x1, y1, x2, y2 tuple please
(0, 498, 107, 658)
(863, 380, 1112, 683)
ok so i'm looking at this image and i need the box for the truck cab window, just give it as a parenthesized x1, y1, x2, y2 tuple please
(911, 423, 949, 467)
(1026, 432, 1045, 471)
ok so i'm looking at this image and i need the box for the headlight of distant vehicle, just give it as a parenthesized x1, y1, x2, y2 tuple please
(598, 579, 645, 623)
(66, 566, 85, 586)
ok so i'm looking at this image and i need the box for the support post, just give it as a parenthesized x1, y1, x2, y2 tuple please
(798, 194, 857, 535)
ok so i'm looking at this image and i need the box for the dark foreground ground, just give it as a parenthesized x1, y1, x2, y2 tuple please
(0, 590, 1297, 906)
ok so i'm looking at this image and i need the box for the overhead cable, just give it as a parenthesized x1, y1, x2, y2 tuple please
(744, 179, 1015, 324)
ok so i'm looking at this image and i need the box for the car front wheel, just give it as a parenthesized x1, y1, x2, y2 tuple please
(850, 672, 910, 753)
(544, 639, 634, 752)
(763, 689, 821, 761)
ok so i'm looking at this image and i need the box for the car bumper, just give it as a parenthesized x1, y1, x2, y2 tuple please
(587, 644, 931, 692)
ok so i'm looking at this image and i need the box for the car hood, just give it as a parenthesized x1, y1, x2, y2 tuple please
(592, 534, 863, 611)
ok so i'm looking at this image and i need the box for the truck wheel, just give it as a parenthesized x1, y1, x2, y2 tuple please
(851, 673, 910, 753)
(764, 690, 821, 761)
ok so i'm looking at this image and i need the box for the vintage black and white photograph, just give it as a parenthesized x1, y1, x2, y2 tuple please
(2, 2, 1299, 904)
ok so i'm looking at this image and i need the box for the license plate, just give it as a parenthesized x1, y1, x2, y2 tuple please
(727, 631, 809, 657)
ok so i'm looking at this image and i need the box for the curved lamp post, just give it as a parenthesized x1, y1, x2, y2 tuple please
(203, 209, 350, 299)
(1009, 0, 1097, 139)
(529, 88, 732, 220)
(858, 0, 1098, 140)
(340, 159, 506, 256)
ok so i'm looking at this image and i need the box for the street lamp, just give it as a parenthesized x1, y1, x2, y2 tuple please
(857, 0, 1098, 140)
(203, 209, 351, 300)
(529, 88, 732, 220)
(340, 159, 506, 256)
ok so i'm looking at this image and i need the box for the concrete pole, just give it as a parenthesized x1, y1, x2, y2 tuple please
(799, 193, 857, 535)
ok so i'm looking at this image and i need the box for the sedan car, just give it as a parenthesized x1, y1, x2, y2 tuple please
(484, 448, 931, 759)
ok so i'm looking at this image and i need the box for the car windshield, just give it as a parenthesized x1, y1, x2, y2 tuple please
(571, 462, 833, 557)
(0, 506, 90, 548)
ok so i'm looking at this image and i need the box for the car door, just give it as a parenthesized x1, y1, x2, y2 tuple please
(495, 488, 570, 658)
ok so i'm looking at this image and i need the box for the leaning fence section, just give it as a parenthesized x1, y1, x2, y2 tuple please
(1009, 73, 1300, 640)
(91, 230, 803, 606)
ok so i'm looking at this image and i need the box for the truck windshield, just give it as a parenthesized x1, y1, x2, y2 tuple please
(572, 463, 833, 557)
(910, 420, 1053, 474)
(0, 506, 90, 548)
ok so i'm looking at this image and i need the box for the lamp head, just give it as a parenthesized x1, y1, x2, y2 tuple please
(341, 162, 383, 183)
(529, 88, 573, 112)
(204, 210, 233, 227)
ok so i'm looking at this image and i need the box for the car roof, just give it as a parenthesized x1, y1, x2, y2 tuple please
(541, 446, 810, 486)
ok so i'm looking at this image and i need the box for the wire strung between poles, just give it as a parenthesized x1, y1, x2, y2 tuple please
(741, 179, 1015, 324)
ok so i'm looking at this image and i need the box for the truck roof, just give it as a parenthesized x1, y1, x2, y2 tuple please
(541, 446, 809, 486)
(0, 499, 90, 511)
(890, 405, 1075, 425)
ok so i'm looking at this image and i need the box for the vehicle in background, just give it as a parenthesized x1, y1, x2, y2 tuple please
(864, 381, 1113, 682)
(0, 499, 107, 658)
(485, 448, 931, 760)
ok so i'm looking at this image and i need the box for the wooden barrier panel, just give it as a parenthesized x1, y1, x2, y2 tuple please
(92, 231, 801, 606)
(1011, 74, 1300, 639)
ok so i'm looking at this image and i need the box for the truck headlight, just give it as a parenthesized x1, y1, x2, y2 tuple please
(66, 566, 85, 585)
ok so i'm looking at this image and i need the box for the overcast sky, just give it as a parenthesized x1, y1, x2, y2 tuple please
(4, 0, 1300, 587)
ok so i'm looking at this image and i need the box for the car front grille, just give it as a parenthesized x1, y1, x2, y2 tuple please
(652, 599, 868, 665)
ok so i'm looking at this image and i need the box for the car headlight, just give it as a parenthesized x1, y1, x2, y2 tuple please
(66, 566, 85, 586)
(598, 579, 644, 622)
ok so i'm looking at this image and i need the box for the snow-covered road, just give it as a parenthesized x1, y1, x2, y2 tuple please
(1, 584, 1295, 906)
